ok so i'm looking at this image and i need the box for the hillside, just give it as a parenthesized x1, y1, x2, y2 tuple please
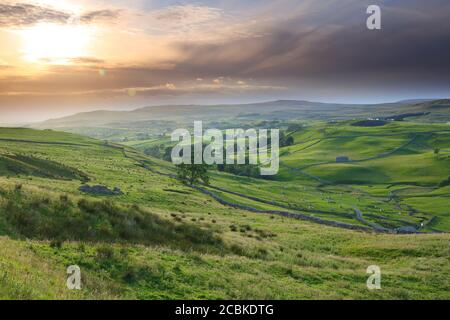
(32, 100, 361, 128)
(0, 127, 449, 299)
(29, 99, 450, 142)
(126, 121, 450, 233)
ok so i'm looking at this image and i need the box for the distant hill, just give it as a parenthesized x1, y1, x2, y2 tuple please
(417, 99, 450, 110)
(31, 99, 409, 129)
(30, 99, 450, 143)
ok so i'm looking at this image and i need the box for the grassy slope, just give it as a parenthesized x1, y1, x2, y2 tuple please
(124, 121, 450, 232)
(282, 122, 450, 231)
(0, 127, 449, 299)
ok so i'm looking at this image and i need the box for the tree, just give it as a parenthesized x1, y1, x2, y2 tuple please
(434, 148, 441, 158)
(278, 131, 294, 147)
(163, 146, 173, 161)
(173, 143, 210, 185)
(176, 163, 210, 185)
(285, 136, 294, 146)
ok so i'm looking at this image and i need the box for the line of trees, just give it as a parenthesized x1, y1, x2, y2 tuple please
(148, 130, 295, 184)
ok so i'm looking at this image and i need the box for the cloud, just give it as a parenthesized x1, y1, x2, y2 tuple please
(0, 66, 283, 98)
(131, 4, 258, 41)
(80, 9, 119, 23)
(165, 83, 176, 90)
(172, 0, 450, 87)
(1, 0, 450, 113)
(113, 81, 284, 98)
(0, 3, 69, 27)
(69, 57, 105, 65)
(0, 2, 119, 28)
(0, 59, 12, 69)
(152, 5, 222, 24)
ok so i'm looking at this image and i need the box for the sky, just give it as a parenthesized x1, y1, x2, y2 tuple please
(1, 0, 450, 123)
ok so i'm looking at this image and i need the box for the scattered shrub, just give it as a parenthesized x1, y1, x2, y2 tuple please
(49, 239, 63, 249)
(255, 229, 277, 238)
(96, 245, 115, 260)
(122, 266, 139, 283)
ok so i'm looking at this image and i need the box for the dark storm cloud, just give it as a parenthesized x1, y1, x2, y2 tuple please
(174, 0, 450, 86)
(0, 3, 119, 27)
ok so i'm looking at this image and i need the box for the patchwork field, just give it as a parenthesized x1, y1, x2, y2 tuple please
(127, 121, 450, 233)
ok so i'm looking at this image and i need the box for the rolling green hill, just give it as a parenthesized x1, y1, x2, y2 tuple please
(0, 127, 449, 299)
(124, 120, 450, 233)
(30, 99, 450, 142)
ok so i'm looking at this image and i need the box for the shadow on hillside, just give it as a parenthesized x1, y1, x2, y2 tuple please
(0, 153, 89, 182)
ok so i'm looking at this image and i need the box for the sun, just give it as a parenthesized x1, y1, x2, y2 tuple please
(20, 22, 92, 64)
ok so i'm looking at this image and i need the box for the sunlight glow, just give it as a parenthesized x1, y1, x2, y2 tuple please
(20, 23, 92, 64)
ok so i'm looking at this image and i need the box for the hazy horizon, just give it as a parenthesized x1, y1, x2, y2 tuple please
(1, 95, 447, 126)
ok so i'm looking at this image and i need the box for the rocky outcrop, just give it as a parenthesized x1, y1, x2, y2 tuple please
(79, 185, 123, 196)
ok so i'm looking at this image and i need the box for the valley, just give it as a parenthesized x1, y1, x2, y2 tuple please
(0, 99, 449, 299)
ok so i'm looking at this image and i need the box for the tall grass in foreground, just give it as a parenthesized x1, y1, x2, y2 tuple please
(0, 186, 223, 253)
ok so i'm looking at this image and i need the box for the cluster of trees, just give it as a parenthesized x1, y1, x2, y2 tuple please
(144, 145, 172, 161)
(176, 160, 279, 185)
(152, 130, 295, 184)
(217, 163, 259, 178)
(174, 148, 210, 185)
(145, 130, 294, 162)
(216, 163, 276, 180)
(279, 131, 295, 147)
(176, 162, 210, 185)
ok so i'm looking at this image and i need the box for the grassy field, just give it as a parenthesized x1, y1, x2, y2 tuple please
(126, 121, 450, 233)
(0, 125, 449, 299)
